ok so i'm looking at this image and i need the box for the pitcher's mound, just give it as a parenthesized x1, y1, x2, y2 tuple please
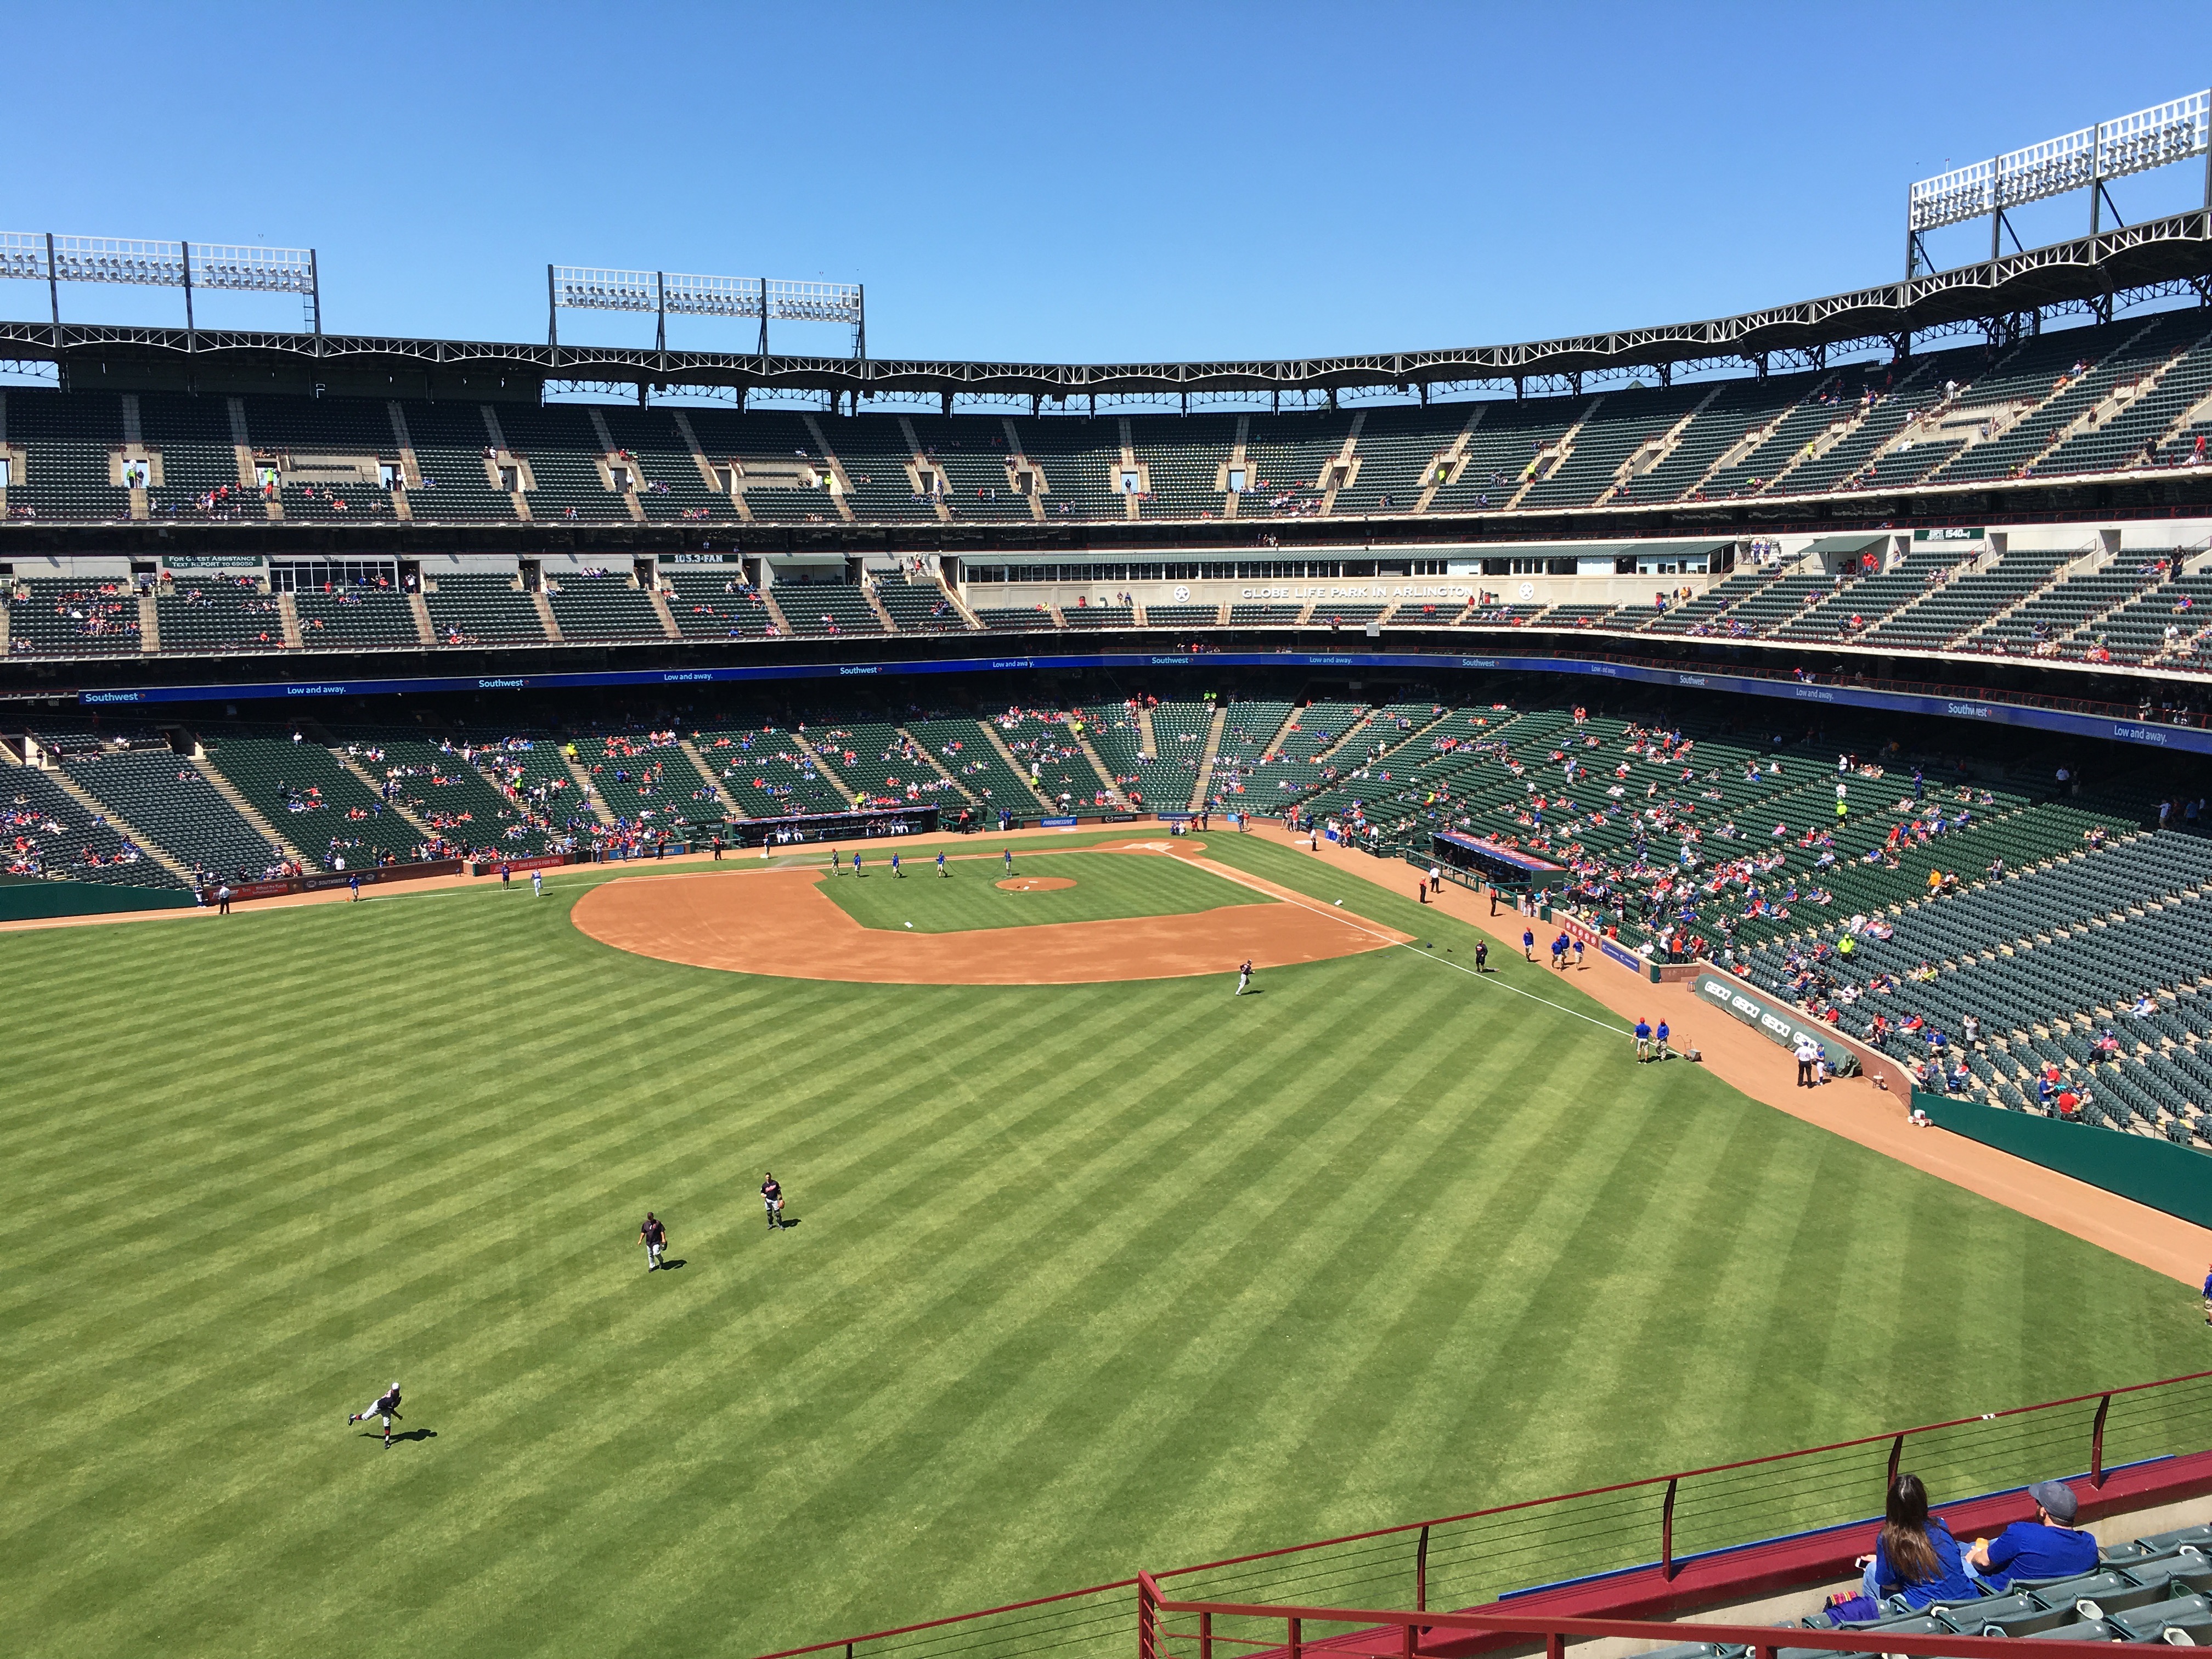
(997, 876, 1076, 891)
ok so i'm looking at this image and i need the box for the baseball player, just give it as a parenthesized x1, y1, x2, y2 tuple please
(762, 1172, 787, 1231)
(1234, 959, 1252, 996)
(890, 851, 904, 878)
(936, 850, 948, 877)
(348, 1381, 403, 1447)
(1003, 847, 1013, 875)
(531, 868, 543, 897)
(640, 1211, 667, 1271)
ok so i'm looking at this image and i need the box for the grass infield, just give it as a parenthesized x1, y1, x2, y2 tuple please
(2, 834, 2205, 1659)
(814, 849, 1271, 933)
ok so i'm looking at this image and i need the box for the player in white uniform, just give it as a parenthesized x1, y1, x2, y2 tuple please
(348, 1382, 403, 1447)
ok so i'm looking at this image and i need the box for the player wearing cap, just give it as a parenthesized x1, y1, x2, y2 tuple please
(640, 1211, 667, 1271)
(348, 1383, 403, 1448)
(761, 1172, 787, 1231)
(2203, 1260, 2212, 1324)
(1234, 959, 1252, 996)
(1633, 1019, 1652, 1062)
(1959, 1479, 2098, 1591)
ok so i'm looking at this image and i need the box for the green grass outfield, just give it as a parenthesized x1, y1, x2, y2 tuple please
(815, 847, 1269, 932)
(2, 833, 2204, 1659)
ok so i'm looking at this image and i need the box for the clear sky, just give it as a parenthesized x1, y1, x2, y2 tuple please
(9, 2, 2212, 366)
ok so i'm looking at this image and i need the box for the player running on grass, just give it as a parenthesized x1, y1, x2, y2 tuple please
(347, 1382, 402, 1447)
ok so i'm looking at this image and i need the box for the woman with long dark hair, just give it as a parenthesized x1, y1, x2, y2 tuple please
(1821, 1472, 1976, 1622)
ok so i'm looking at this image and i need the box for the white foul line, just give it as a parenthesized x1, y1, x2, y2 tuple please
(1172, 849, 1634, 1040)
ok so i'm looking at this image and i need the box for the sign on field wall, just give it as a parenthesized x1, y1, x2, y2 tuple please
(1692, 971, 1858, 1071)
(1547, 910, 1647, 975)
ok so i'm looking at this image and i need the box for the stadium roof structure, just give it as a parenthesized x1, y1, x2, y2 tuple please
(4, 207, 2210, 402)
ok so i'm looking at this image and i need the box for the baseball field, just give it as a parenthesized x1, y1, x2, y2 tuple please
(3, 829, 2203, 1659)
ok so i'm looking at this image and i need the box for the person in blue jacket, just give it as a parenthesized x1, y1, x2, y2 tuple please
(1822, 1473, 1977, 1622)
(1960, 1479, 2098, 1592)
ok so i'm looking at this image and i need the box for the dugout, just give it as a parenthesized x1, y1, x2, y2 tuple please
(1431, 830, 1562, 892)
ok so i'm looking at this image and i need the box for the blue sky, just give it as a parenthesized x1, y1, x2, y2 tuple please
(9, 2, 2212, 366)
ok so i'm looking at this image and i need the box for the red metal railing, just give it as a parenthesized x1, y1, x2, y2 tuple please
(748, 1370, 2212, 1659)
(1137, 1579, 2150, 1659)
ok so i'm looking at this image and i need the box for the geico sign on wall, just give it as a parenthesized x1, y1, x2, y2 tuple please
(1693, 972, 1858, 1070)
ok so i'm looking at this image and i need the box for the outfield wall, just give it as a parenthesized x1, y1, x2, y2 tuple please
(1915, 1088, 2212, 1229)
(0, 882, 194, 923)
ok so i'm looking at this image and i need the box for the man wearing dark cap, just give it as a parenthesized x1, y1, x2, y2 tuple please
(1959, 1479, 2098, 1592)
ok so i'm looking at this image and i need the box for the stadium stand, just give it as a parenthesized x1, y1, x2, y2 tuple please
(422, 573, 548, 646)
(137, 392, 251, 516)
(392, 400, 527, 522)
(1130, 414, 1234, 520)
(691, 726, 847, 819)
(876, 575, 970, 634)
(576, 729, 725, 831)
(596, 408, 737, 524)
(198, 733, 423, 867)
(1018, 418, 1125, 523)
(1060, 602, 1135, 629)
(3, 388, 133, 522)
(663, 570, 777, 639)
(910, 416, 1035, 524)
(157, 578, 287, 653)
(905, 718, 1042, 815)
(546, 571, 666, 644)
(294, 586, 421, 650)
(775, 582, 885, 637)
(993, 709, 1118, 808)
(7, 577, 144, 655)
(815, 722, 972, 812)
(1, 753, 184, 887)
(1330, 405, 1451, 516)
(60, 747, 286, 881)
(1522, 383, 1713, 510)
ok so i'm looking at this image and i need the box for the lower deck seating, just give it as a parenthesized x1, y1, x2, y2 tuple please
(905, 719, 1043, 815)
(689, 727, 847, 819)
(62, 749, 286, 881)
(198, 736, 423, 867)
(1, 758, 184, 887)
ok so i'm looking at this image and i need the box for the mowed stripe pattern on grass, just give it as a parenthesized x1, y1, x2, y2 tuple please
(816, 849, 1271, 933)
(0, 840, 2203, 1659)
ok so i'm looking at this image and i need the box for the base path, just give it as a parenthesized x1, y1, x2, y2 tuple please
(572, 845, 1408, 986)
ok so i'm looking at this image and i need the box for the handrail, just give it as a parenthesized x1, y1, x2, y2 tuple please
(1144, 1370, 2211, 1587)
(1139, 1576, 2158, 1659)
(752, 1370, 2212, 1659)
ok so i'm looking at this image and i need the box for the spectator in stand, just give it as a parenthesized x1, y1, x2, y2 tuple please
(1959, 1479, 2097, 1592)
(1820, 1472, 1976, 1622)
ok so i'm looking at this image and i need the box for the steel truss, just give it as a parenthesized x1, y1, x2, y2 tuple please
(4, 210, 2209, 400)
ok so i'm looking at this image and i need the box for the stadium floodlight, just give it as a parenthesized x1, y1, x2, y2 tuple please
(1908, 91, 2211, 275)
(550, 264, 865, 360)
(0, 231, 320, 342)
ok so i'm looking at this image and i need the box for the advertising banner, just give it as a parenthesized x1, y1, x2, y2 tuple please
(1692, 971, 1858, 1071)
